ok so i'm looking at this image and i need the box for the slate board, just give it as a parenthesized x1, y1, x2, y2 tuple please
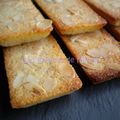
(0, 1, 120, 120)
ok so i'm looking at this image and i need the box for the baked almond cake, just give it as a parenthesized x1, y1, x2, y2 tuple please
(0, 0, 53, 46)
(60, 29, 120, 84)
(84, 0, 120, 26)
(4, 35, 82, 108)
(35, 0, 106, 35)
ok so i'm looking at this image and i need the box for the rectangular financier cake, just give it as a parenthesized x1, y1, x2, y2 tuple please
(60, 29, 120, 84)
(0, 0, 53, 47)
(35, 0, 106, 35)
(4, 35, 82, 108)
(84, 0, 120, 26)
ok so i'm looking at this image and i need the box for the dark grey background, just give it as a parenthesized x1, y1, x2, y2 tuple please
(0, 1, 120, 120)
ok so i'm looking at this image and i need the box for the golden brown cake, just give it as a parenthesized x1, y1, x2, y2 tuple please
(4, 35, 82, 108)
(84, 0, 120, 26)
(0, 0, 53, 47)
(35, 0, 106, 35)
(60, 29, 120, 84)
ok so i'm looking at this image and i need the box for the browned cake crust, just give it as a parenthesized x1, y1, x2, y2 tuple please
(84, 0, 120, 26)
(60, 29, 120, 84)
(4, 35, 82, 108)
(35, 0, 106, 35)
(0, 0, 53, 47)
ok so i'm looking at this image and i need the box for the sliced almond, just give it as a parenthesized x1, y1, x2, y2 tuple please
(36, 19, 52, 29)
(43, 78, 57, 92)
(70, 35, 80, 42)
(70, 35, 89, 47)
(61, 15, 77, 26)
(27, 74, 39, 84)
(86, 48, 108, 58)
(79, 56, 104, 70)
(24, 74, 46, 93)
(13, 72, 24, 88)
(13, 14, 24, 22)
(7, 22, 19, 32)
(58, 63, 75, 79)
(81, 61, 104, 70)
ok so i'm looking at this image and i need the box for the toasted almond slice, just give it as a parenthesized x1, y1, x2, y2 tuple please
(58, 63, 76, 79)
(61, 15, 78, 26)
(36, 19, 52, 30)
(43, 78, 57, 92)
(86, 48, 108, 58)
(79, 56, 104, 70)
(71, 35, 89, 47)
(13, 72, 24, 88)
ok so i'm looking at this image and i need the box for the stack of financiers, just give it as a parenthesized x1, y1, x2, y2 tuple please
(1, 0, 82, 108)
(35, 0, 120, 84)
(0, 0, 120, 109)
(84, 0, 120, 41)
